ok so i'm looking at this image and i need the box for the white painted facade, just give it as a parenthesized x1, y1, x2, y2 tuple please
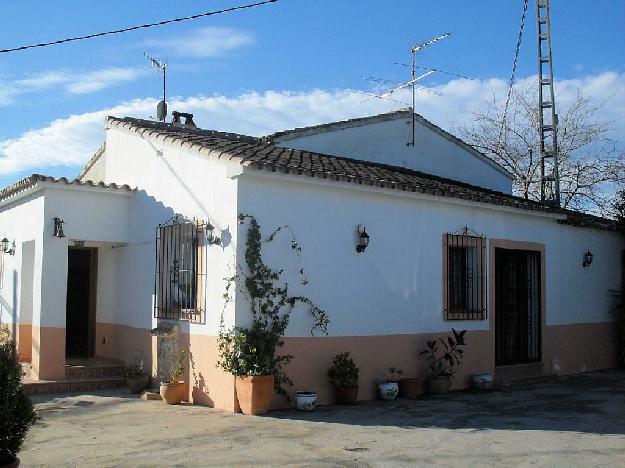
(0, 112, 622, 393)
(271, 113, 514, 193)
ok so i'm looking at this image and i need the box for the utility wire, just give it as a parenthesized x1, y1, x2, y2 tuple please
(0, 0, 278, 54)
(499, 0, 529, 143)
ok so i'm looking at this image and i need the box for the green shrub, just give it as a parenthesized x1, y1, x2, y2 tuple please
(0, 338, 37, 464)
(328, 352, 359, 389)
(420, 329, 467, 378)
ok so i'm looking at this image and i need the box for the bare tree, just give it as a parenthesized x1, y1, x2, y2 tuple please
(460, 83, 625, 214)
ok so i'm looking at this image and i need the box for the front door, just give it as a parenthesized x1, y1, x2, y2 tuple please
(65, 248, 97, 358)
(495, 248, 541, 366)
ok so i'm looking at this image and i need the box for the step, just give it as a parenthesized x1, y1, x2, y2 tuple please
(65, 364, 124, 380)
(494, 362, 546, 386)
(23, 376, 127, 396)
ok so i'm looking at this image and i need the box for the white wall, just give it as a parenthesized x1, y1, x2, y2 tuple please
(95, 126, 241, 335)
(274, 117, 513, 193)
(0, 194, 45, 329)
(237, 172, 624, 337)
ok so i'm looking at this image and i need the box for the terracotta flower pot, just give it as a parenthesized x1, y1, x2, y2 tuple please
(235, 375, 274, 415)
(427, 376, 452, 395)
(398, 378, 420, 399)
(334, 385, 359, 405)
(159, 381, 185, 404)
(127, 374, 150, 394)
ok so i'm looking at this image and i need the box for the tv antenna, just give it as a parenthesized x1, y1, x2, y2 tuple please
(144, 52, 167, 121)
(360, 33, 452, 146)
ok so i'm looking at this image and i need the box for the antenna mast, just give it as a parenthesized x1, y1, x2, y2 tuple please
(408, 33, 450, 146)
(536, 0, 560, 206)
(144, 52, 168, 122)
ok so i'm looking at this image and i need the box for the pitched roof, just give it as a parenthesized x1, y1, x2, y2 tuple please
(105, 116, 618, 231)
(0, 174, 134, 205)
(263, 108, 513, 179)
(77, 143, 106, 180)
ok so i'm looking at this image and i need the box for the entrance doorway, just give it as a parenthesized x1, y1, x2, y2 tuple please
(65, 248, 97, 358)
(495, 248, 542, 366)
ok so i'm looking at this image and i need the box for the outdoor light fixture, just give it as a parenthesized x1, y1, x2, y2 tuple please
(53, 217, 66, 238)
(356, 225, 370, 253)
(582, 250, 593, 268)
(205, 222, 221, 246)
(1, 237, 14, 255)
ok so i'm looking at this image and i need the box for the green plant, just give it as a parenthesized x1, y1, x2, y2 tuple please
(124, 361, 145, 379)
(217, 215, 329, 397)
(165, 350, 185, 383)
(0, 337, 37, 465)
(0, 324, 11, 346)
(420, 329, 467, 378)
(328, 352, 359, 389)
(386, 366, 404, 383)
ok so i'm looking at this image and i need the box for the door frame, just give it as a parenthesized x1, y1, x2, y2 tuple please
(66, 246, 98, 358)
(489, 239, 546, 368)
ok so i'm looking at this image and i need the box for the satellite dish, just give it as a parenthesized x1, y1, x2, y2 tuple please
(157, 100, 167, 122)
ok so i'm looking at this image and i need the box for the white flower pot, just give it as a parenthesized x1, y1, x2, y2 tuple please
(472, 373, 493, 389)
(295, 391, 317, 411)
(378, 382, 399, 400)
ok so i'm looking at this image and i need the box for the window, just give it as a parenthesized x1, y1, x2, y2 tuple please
(154, 217, 206, 323)
(443, 233, 487, 320)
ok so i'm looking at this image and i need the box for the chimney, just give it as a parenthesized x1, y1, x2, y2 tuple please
(171, 111, 196, 129)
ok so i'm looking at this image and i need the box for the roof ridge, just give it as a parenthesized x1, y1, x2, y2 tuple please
(0, 174, 135, 204)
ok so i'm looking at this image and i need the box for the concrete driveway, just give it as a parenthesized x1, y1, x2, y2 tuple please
(21, 370, 625, 467)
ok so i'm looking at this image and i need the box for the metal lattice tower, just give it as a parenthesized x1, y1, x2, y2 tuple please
(536, 0, 560, 206)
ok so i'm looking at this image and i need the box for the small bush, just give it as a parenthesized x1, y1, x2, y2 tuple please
(328, 352, 359, 389)
(0, 337, 37, 464)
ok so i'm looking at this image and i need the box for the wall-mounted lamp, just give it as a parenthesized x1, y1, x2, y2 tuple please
(205, 222, 221, 246)
(356, 225, 370, 253)
(53, 217, 66, 238)
(582, 250, 593, 268)
(1, 237, 15, 255)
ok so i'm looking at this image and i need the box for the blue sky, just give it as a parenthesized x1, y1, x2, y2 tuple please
(0, 0, 624, 187)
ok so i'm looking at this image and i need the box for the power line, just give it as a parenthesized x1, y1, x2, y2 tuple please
(0, 0, 278, 54)
(499, 0, 529, 143)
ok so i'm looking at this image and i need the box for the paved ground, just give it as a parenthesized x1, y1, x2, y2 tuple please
(21, 370, 625, 467)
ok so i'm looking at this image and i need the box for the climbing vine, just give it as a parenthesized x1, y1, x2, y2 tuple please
(217, 214, 329, 396)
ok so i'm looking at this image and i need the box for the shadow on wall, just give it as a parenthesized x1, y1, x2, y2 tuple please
(267, 370, 625, 436)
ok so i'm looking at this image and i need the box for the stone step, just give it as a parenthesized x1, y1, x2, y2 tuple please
(23, 377, 127, 396)
(65, 364, 124, 380)
(494, 362, 549, 387)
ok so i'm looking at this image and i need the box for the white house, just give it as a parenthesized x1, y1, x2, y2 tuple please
(0, 109, 623, 411)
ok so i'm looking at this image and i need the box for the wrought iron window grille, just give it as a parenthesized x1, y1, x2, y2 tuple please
(444, 231, 487, 321)
(154, 214, 207, 323)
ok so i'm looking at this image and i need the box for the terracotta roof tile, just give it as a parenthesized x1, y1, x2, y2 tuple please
(101, 116, 620, 231)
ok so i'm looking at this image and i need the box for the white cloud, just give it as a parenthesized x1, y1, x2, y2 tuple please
(142, 26, 255, 58)
(64, 67, 145, 95)
(0, 67, 145, 104)
(0, 72, 623, 178)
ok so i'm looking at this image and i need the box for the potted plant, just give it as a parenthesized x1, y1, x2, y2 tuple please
(420, 329, 467, 395)
(398, 375, 420, 399)
(377, 367, 403, 400)
(218, 328, 276, 415)
(159, 350, 186, 405)
(217, 215, 329, 415)
(1, 332, 37, 467)
(124, 360, 149, 394)
(328, 352, 359, 404)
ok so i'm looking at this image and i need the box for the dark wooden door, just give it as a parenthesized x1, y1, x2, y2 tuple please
(495, 248, 541, 366)
(66, 248, 97, 358)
